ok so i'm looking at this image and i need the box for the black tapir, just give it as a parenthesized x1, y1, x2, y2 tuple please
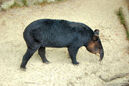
(20, 19, 104, 69)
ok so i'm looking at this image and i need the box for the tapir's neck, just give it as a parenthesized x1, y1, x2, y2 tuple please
(84, 33, 94, 46)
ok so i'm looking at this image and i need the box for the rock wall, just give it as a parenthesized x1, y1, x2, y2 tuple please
(0, 0, 62, 10)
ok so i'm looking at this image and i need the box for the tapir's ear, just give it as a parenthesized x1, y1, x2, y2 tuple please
(94, 29, 99, 37)
(93, 29, 99, 41)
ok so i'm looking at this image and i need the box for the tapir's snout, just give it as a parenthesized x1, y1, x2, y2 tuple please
(99, 48, 104, 61)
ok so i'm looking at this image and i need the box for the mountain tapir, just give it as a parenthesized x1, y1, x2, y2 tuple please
(20, 19, 104, 69)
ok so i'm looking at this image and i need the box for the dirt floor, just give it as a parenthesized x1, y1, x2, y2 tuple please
(0, 0, 129, 86)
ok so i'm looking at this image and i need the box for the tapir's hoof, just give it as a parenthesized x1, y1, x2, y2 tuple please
(43, 60, 50, 64)
(20, 65, 26, 71)
(72, 61, 79, 65)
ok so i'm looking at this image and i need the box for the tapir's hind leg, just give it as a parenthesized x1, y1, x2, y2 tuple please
(38, 47, 49, 63)
(20, 47, 39, 69)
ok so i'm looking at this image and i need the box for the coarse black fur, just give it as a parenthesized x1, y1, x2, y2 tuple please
(20, 19, 104, 69)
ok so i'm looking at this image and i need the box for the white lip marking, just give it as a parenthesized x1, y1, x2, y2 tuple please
(95, 53, 99, 56)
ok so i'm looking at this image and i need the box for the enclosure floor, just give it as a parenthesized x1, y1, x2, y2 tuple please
(0, 0, 129, 86)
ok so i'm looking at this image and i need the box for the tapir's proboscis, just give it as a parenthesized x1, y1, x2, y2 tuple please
(20, 19, 104, 69)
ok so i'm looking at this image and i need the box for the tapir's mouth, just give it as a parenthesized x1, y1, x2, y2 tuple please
(91, 51, 99, 55)
(94, 53, 100, 60)
(95, 53, 99, 56)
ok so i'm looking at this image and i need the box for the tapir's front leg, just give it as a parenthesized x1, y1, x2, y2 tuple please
(68, 46, 79, 65)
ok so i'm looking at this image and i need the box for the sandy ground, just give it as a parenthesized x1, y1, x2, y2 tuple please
(0, 0, 129, 86)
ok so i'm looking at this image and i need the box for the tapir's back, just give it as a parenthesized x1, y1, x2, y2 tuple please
(25, 19, 92, 32)
(24, 19, 94, 47)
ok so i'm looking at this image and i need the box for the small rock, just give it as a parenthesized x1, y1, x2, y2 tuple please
(38, 0, 44, 3)
(47, 0, 55, 3)
(1, 0, 15, 10)
(26, 0, 45, 6)
(15, 0, 24, 6)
